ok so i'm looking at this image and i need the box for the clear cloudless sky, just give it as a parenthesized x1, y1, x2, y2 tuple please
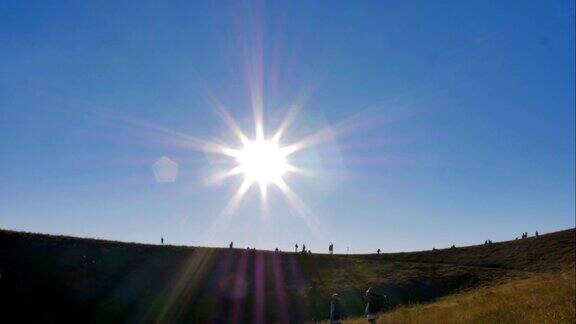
(0, 1, 574, 253)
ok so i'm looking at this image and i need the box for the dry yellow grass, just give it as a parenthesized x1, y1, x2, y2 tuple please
(346, 268, 575, 324)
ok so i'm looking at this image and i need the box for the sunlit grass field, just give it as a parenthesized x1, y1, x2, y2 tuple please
(346, 268, 575, 324)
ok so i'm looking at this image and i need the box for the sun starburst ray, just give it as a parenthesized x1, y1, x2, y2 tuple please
(281, 108, 380, 156)
(270, 89, 312, 143)
(208, 97, 251, 146)
(275, 178, 321, 235)
(204, 165, 245, 185)
(201, 178, 253, 241)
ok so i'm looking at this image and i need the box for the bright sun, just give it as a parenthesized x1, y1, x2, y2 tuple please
(234, 138, 288, 186)
(185, 90, 337, 217)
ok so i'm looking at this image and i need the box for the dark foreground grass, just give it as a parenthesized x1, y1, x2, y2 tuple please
(0, 228, 574, 323)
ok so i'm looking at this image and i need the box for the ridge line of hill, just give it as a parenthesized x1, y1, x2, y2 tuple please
(0, 227, 573, 322)
(1, 227, 572, 255)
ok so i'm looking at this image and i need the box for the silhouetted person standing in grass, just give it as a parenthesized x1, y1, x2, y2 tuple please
(229, 241, 233, 249)
(302, 244, 306, 253)
(535, 230, 539, 238)
(330, 293, 343, 324)
(295, 243, 298, 253)
(365, 287, 380, 323)
(161, 237, 164, 245)
(329, 243, 333, 254)
(377, 249, 381, 254)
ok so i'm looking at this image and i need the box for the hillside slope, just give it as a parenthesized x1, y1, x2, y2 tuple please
(347, 269, 575, 324)
(0, 228, 573, 323)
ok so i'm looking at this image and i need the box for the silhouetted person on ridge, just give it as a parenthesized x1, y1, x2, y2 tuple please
(377, 249, 381, 254)
(329, 293, 344, 324)
(161, 237, 164, 245)
(302, 244, 306, 253)
(295, 243, 298, 253)
(229, 241, 233, 249)
(535, 231, 539, 238)
(329, 243, 333, 254)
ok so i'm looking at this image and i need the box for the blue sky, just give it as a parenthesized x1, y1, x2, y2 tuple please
(0, 1, 574, 253)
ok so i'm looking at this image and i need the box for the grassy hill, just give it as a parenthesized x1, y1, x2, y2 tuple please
(0, 228, 573, 323)
(346, 268, 575, 324)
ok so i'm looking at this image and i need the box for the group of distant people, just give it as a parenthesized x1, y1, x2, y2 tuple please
(162, 230, 545, 257)
(227, 241, 314, 254)
(163, 232, 542, 255)
(480, 230, 542, 246)
(295, 243, 307, 253)
(519, 231, 539, 240)
(159, 237, 385, 255)
(224, 241, 384, 256)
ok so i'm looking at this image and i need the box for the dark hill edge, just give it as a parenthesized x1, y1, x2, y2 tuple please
(0, 228, 574, 323)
